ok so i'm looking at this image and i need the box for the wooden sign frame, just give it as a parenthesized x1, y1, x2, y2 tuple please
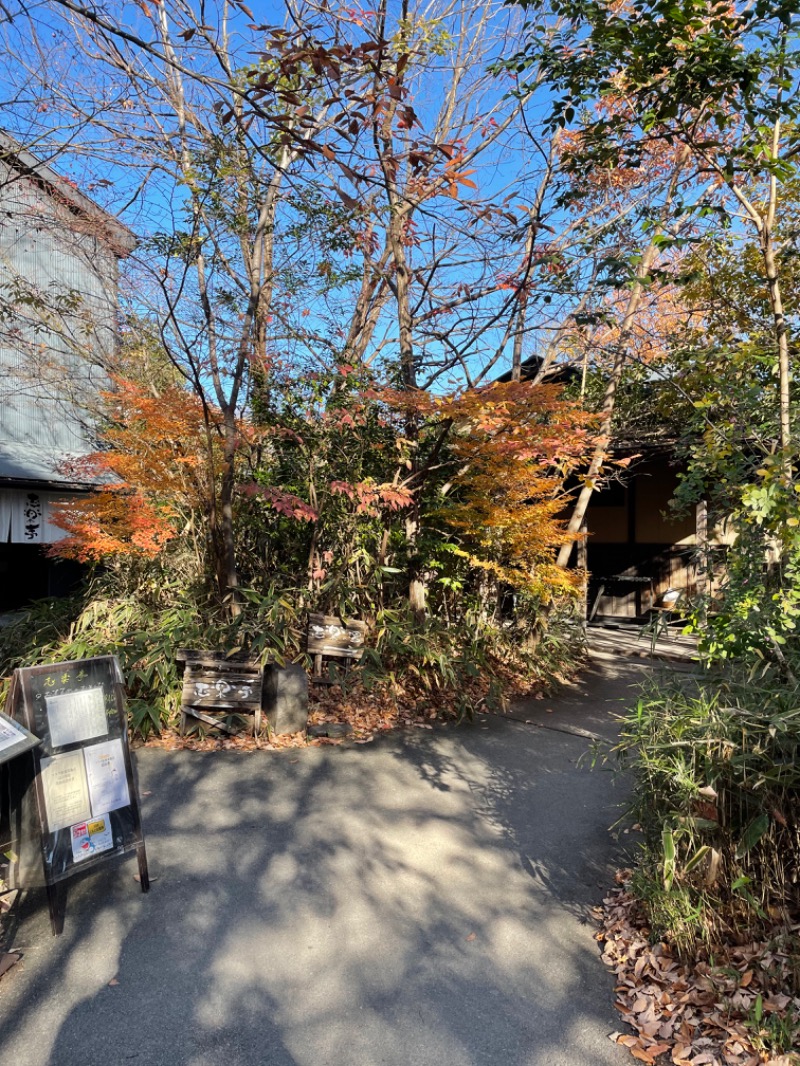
(306, 614, 367, 684)
(178, 652, 262, 736)
(307, 614, 367, 661)
(6, 655, 149, 935)
(0, 684, 40, 766)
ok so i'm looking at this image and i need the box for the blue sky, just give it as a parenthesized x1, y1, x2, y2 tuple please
(0, 0, 717, 400)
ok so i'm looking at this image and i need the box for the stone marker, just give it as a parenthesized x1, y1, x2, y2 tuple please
(307, 722, 352, 739)
(263, 665, 308, 735)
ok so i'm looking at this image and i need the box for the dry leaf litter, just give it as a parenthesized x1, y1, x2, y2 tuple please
(599, 871, 800, 1066)
(137, 674, 488, 751)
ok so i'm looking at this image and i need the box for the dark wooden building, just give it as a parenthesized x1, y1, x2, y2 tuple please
(582, 449, 704, 621)
(498, 357, 707, 622)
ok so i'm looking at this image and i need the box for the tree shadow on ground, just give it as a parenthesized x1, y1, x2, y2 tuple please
(0, 662, 639, 1066)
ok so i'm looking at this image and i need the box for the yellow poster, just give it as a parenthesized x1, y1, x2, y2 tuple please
(71, 815, 114, 863)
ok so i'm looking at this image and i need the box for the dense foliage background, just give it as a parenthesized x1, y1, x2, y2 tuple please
(2, 0, 800, 973)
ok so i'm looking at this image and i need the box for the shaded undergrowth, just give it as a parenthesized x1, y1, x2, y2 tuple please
(615, 660, 800, 957)
(0, 578, 584, 740)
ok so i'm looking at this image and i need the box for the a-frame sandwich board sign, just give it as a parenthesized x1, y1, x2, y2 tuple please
(6, 655, 149, 935)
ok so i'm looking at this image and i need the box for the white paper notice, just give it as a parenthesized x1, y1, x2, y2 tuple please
(84, 738, 130, 815)
(40, 751, 91, 832)
(46, 687, 108, 748)
(71, 814, 114, 863)
(0, 715, 26, 754)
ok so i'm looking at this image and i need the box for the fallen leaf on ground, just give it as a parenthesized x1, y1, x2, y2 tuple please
(0, 953, 21, 980)
(598, 873, 800, 1066)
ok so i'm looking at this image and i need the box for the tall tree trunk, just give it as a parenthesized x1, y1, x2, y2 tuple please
(760, 110, 792, 479)
(388, 212, 426, 618)
(762, 231, 791, 472)
(218, 410, 240, 614)
(374, 0, 426, 619)
(557, 153, 689, 567)
(391, 241, 427, 617)
(763, 71, 792, 478)
(703, 106, 792, 479)
(555, 241, 660, 566)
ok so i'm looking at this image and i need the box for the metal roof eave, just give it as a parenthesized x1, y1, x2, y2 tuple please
(0, 476, 95, 492)
(0, 131, 137, 257)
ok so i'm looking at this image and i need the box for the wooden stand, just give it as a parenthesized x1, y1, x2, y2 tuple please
(307, 614, 366, 684)
(177, 651, 263, 736)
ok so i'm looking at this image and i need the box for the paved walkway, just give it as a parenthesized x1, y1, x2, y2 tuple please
(0, 639, 675, 1066)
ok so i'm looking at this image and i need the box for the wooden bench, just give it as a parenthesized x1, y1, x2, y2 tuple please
(307, 614, 367, 684)
(176, 650, 262, 736)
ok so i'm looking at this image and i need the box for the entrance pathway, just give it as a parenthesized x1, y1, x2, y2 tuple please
(0, 638, 673, 1066)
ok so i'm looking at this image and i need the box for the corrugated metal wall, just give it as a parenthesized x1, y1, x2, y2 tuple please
(0, 160, 118, 482)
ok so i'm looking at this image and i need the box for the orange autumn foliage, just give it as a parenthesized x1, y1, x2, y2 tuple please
(385, 380, 596, 597)
(438, 382, 595, 596)
(51, 491, 177, 561)
(51, 378, 215, 562)
(556, 98, 688, 200)
(575, 278, 699, 369)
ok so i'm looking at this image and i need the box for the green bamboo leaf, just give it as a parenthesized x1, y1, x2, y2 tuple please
(736, 813, 770, 858)
(683, 845, 711, 875)
(662, 826, 676, 890)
